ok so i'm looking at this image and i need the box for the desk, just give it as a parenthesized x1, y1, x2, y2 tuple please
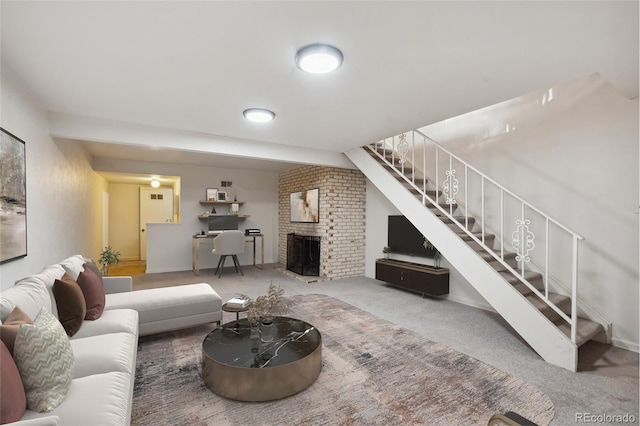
(192, 234, 264, 276)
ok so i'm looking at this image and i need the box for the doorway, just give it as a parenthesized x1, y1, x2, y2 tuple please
(139, 187, 174, 260)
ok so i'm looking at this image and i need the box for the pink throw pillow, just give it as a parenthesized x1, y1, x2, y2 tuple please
(0, 340, 27, 423)
(76, 267, 106, 320)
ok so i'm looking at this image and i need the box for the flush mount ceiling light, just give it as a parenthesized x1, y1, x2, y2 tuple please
(243, 108, 276, 123)
(295, 43, 343, 74)
(150, 178, 160, 188)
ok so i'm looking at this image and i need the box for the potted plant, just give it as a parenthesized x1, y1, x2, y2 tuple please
(98, 246, 121, 276)
(423, 237, 441, 268)
(239, 283, 295, 341)
(382, 246, 391, 259)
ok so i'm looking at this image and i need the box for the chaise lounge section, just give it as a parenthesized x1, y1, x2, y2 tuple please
(0, 255, 222, 425)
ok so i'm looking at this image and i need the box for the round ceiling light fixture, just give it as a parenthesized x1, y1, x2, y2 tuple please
(150, 178, 160, 188)
(295, 43, 343, 74)
(243, 108, 276, 123)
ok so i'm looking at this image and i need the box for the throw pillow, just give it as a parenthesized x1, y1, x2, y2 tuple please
(13, 307, 74, 413)
(52, 273, 86, 337)
(82, 261, 103, 286)
(0, 306, 33, 355)
(0, 340, 27, 423)
(76, 267, 105, 320)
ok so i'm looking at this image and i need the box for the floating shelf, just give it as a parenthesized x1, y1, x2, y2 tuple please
(198, 214, 250, 220)
(199, 200, 245, 205)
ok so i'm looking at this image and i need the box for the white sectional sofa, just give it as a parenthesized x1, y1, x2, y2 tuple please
(0, 255, 222, 425)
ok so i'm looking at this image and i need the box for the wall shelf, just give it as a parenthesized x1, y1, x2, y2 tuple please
(199, 200, 245, 205)
(198, 214, 250, 220)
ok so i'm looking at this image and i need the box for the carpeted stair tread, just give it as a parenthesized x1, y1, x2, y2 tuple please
(499, 270, 544, 287)
(555, 318, 605, 347)
(509, 279, 545, 296)
(407, 187, 443, 199)
(525, 292, 571, 322)
(481, 251, 519, 270)
(440, 216, 476, 228)
(460, 232, 496, 244)
(427, 204, 459, 216)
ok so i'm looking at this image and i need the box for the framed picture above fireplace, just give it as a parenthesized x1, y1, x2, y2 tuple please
(290, 188, 319, 223)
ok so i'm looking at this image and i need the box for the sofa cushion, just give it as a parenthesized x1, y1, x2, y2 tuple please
(70, 309, 139, 340)
(0, 306, 32, 354)
(71, 333, 137, 378)
(0, 340, 27, 424)
(76, 268, 105, 320)
(19, 372, 132, 426)
(59, 255, 86, 281)
(0, 277, 53, 323)
(28, 264, 67, 319)
(13, 307, 74, 413)
(105, 283, 222, 324)
(52, 273, 86, 337)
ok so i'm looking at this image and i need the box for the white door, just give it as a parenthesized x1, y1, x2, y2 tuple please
(140, 187, 174, 260)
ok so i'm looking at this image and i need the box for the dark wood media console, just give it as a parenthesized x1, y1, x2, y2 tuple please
(375, 259, 449, 297)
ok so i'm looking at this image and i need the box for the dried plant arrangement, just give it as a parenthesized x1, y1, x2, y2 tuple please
(238, 282, 295, 324)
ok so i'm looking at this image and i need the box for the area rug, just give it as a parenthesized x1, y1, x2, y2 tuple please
(132, 294, 554, 425)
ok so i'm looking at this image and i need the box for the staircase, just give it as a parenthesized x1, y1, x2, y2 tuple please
(346, 133, 611, 371)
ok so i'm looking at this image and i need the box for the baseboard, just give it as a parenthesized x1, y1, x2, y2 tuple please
(611, 337, 639, 353)
(444, 294, 496, 313)
(145, 266, 182, 274)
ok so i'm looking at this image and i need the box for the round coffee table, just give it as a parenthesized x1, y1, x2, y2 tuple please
(202, 317, 321, 402)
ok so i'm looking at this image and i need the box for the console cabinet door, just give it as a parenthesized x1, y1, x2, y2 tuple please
(409, 271, 449, 296)
(376, 262, 406, 288)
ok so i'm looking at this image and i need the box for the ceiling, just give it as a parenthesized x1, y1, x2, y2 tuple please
(1, 1, 638, 175)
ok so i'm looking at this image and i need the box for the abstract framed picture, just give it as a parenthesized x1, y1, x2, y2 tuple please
(290, 188, 319, 223)
(0, 128, 27, 264)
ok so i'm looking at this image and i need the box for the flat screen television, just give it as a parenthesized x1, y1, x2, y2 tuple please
(388, 215, 437, 257)
(208, 215, 239, 233)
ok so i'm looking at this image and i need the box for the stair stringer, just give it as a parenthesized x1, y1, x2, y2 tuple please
(347, 147, 578, 371)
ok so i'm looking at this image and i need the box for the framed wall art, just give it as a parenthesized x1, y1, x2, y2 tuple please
(290, 188, 319, 223)
(217, 191, 227, 201)
(0, 128, 27, 263)
(206, 188, 218, 201)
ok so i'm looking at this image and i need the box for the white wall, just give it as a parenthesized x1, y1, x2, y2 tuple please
(0, 68, 107, 289)
(92, 157, 279, 273)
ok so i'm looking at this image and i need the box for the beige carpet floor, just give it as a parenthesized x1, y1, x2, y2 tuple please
(132, 294, 554, 425)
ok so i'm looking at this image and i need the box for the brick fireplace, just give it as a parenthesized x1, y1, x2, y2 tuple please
(278, 166, 366, 280)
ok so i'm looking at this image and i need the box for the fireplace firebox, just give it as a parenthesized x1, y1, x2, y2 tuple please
(287, 233, 321, 276)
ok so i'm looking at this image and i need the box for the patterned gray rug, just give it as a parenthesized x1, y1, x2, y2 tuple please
(132, 294, 554, 425)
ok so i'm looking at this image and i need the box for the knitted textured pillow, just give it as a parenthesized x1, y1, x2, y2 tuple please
(13, 307, 74, 412)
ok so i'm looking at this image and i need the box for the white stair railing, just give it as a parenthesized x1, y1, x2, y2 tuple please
(369, 130, 584, 344)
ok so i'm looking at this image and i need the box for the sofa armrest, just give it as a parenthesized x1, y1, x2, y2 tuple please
(103, 276, 132, 294)
(8, 416, 59, 426)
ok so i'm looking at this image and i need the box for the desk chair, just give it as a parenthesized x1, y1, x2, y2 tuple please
(212, 230, 245, 278)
